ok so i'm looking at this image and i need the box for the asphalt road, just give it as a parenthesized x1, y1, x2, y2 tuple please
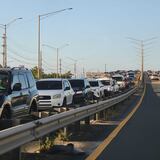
(97, 79, 160, 160)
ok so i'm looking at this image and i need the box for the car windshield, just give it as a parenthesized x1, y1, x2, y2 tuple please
(89, 81, 99, 87)
(112, 77, 123, 82)
(0, 73, 9, 92)
(69, 80, 84, 88)
(36, 81, 62, 90)
(100, 80, 110, 85)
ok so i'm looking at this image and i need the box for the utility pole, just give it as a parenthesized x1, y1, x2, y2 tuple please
(83, 67, 85, 77)
(74, 62, 76, 78)
(2, 33, 6, 67)
(37, 8, 72, 79)
(57, 48, 59, 77)
(38, 15, 41, 79)
(4, 25, 7, 67)
(40, 50, 42, 78)
(0, 18, 22, 67)
(59, 58, 62, 78)
(105, 64, 107, 73)
(127, 37, 156, 80)
(141, 41, 144, 80)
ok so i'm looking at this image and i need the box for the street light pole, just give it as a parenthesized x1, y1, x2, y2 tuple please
(3, 25, 7, 67)
(38, 15, 41, 78)
(37, 8, 72, 79)
(57, 48, 59, 76)
(127, 37, 156, 81)
(141, 41, 144, 80)
(0, 18, 22, 67)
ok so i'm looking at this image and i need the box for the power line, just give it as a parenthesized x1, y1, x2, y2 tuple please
(8, 53, 37, 65)
(8, 48, 36, 61)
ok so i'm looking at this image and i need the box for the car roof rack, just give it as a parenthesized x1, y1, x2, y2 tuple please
(11, 66, 29, 70)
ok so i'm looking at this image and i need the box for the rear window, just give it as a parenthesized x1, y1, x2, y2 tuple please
(100, 80, 110, 85)
(89, 81, 99, 87)
(112, 77, 123, 82)
(69, 80, 84, 88)
(36, 81, 62, 90)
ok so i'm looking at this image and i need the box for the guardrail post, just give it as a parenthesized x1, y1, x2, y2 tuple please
(103, 109, 107, 121)
(85, 116, 90, 125)
(95, 112, 100, 121)
(63, 127, 68, 138)
(74, 120, 80, 132)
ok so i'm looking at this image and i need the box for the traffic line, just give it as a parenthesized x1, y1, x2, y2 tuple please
(85, 84, 146, 160)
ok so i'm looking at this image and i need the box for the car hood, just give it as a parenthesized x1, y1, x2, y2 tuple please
(38, 90, 63, 96)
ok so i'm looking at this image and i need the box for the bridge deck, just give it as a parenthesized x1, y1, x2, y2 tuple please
(97, 80, 160, 160)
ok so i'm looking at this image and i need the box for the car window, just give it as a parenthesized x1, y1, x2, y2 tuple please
(99, 81, 103, 87)
(0, 73, 9, 92)
(89, 81, 99, 87)
(19, 74, 28, 89)
(112, 77, 123, 82)
(85, 80, 90, 87)
(64, 80, 70, 90)
(26, 72, 35, 87)
(69, 80, 84, 89)
(100, 80, 110, 86)
(36, 81, 62, 90)
(12, 74, 19, 89)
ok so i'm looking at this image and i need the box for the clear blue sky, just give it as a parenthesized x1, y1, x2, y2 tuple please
(0, 0, 160, 74)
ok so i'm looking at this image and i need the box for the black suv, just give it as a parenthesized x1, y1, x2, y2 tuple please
(0, 67, 38, 119)
(68, 79, 93, 104)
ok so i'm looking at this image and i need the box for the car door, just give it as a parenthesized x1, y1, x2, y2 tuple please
(11, 73, 24, 116)
(64, 80, 72, 104)
(18, 73, 30, 114)
(85, 79, 92, 99)
(99, 81, 104, 96)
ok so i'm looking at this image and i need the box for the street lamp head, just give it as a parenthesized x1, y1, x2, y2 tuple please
(68, 8, 73, 10)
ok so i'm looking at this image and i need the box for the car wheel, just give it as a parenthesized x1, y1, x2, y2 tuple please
(1, 107, 11, 120)
(62, 98, 67, 107)
(30, 101, 37, 114)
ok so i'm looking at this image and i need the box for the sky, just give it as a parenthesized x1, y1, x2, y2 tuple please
(0, 0, 160, 74)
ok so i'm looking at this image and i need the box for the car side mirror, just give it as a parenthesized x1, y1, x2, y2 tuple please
(13, 83, 21, 91)
(86, 85, 90, 89)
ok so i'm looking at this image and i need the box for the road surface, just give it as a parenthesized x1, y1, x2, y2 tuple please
(97, 79, 160, 160)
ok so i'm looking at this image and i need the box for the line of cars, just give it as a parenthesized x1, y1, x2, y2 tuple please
(147, 71, 160, 81)
(0, 67, 135, 119)
(36, 74, 134, 112)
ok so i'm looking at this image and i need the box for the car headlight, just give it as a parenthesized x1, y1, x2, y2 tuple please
(53, 94, 61, 99)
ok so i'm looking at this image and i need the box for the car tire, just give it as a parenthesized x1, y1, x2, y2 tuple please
(29, 101, 37, 114)
(1, 107, 11, 120)
(62, 98, 67, 107)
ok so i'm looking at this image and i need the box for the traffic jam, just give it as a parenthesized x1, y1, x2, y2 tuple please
(0, 67, 138, 121)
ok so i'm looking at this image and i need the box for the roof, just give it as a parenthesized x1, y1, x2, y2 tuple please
(37, 78, 65, 82)
(112, 74, 124, 77)
(97, 77, 111, 80)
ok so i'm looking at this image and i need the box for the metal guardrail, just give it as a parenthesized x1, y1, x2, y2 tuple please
(0, 87, 137, 155)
